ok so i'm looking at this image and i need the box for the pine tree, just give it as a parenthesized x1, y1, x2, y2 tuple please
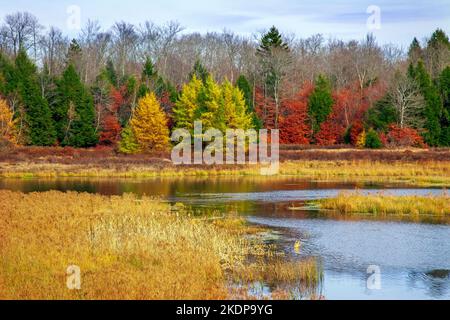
(257, 26, 291, 129)
(14, 50, 56, 146)
(129, 92, 170, 152)
(408, 38, 422, 63)
(54, 64, 98, 147)
(236, 75, 261, 129)
(439, 66, 450, 145)
(409, 61, 442, 146)
(189, 60, 210, 84)
(308, 74, 334, 135)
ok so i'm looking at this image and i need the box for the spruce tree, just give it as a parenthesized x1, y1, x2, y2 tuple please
(14, 50, 56, 146)
(54, 64, 98, 147)
(189, 60, 210, 84)
(409, 61, 442, 146)
(308, 74, 334, 135)
(236, 75, 261, 129)
(439, 67, 450, 146)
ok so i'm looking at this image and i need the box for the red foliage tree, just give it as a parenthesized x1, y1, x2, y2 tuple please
(254, 87, 276, 129)
(349, 121, 364, 146)
(279, 82, 314, 145)
(315, 81, 387, 146)
(99, 114, 121, 145)
(385, 124, 426, 148)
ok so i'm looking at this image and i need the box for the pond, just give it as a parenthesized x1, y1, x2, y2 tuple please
(1, 177, 449, 300)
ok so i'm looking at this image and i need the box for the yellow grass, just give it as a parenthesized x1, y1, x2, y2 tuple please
(318, 193, 450, 217)
(0, 191, 320, 300)
(1, 160, 449, 186)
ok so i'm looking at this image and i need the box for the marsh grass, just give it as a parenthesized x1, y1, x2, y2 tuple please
(1, 160, 449, 186)
(0, 191, 320, 300)
(317, 192, 450, 218)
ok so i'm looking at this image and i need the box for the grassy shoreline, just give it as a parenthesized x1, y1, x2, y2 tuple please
(0, 190, 320, 300)
(1, 159, 449, 187)
(315, 193, 450, 218)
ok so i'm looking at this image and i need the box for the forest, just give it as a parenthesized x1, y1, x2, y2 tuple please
(0, 11, 449, 153)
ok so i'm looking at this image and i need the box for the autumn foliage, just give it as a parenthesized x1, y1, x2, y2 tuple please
(385, 124, 426, 148)
(279, 83, 313, 144)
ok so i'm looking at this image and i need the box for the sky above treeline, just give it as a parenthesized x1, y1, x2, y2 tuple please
(1, 0, 449, 46)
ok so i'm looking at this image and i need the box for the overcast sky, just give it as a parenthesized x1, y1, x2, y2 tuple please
(1, 0, 449, 46)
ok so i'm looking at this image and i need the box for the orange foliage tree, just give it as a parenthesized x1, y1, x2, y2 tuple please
(279, 82, 314, 144)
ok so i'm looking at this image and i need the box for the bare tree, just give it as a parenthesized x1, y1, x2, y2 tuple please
(40, 27, 68, 76)
(111, 22, 138, 78)
(3, 12, 42, 57)
(389, 73, 425, 129)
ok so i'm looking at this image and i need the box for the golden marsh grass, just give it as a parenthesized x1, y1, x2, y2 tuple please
(317, 193, 450, 218)
(0, 191, 320, 300)
(1, 160, 449, 186)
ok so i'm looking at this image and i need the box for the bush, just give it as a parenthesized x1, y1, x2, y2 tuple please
(386, 124, 426, 148)
(365, 129, 383, 149)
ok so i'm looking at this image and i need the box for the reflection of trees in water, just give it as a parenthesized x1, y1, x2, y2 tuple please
(408, 270, 450, 299)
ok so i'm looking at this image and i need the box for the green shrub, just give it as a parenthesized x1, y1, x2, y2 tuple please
(365, 129, 383, 149)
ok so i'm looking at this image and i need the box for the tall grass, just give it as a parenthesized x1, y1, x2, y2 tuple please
(0, 191, 320, 300)
(1, 160, 449, 186)
(317, 192, 450, 218)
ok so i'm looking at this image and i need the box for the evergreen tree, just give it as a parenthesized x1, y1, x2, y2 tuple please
(14, 50, 56, 146)
(129, 92, 170, 152)
(366, 96, 398, 132)
(408, 37, 422, 63)
(189, 60, 210, 84)
(257, 26, 289, 54)
(257, 26, 291, 128)
(365, 129, 383, 149)
(439, 66, 450, 146)
(54, 64, 98, 147)
(308, 74, 334, 135)
(104, 59, 118, 87)
(409, 61, 442, 146)
(236, 75, 261, 129)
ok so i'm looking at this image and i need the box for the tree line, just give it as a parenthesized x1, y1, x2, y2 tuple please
(0, 12, 449, 151)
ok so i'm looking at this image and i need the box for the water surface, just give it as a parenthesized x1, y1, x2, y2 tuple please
(1, 177, 448, 300)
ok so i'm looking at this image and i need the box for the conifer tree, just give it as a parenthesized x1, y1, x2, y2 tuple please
(198, 76, 225, 131)
(54, 64, 98, 147)
(173, 75, 203, 132)
(222, 80, 253, 130)
(236, 75, 261, 129)
(308, 74, 334, 135)
(129, 92, 170, 152)
(409, 61, 442, 146)
(14, 50, 56, 146)
(189, 60, 210, 84)
(439, 66, 450, 145)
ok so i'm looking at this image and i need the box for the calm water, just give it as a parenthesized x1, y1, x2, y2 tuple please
(1, 177, 449, 300)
